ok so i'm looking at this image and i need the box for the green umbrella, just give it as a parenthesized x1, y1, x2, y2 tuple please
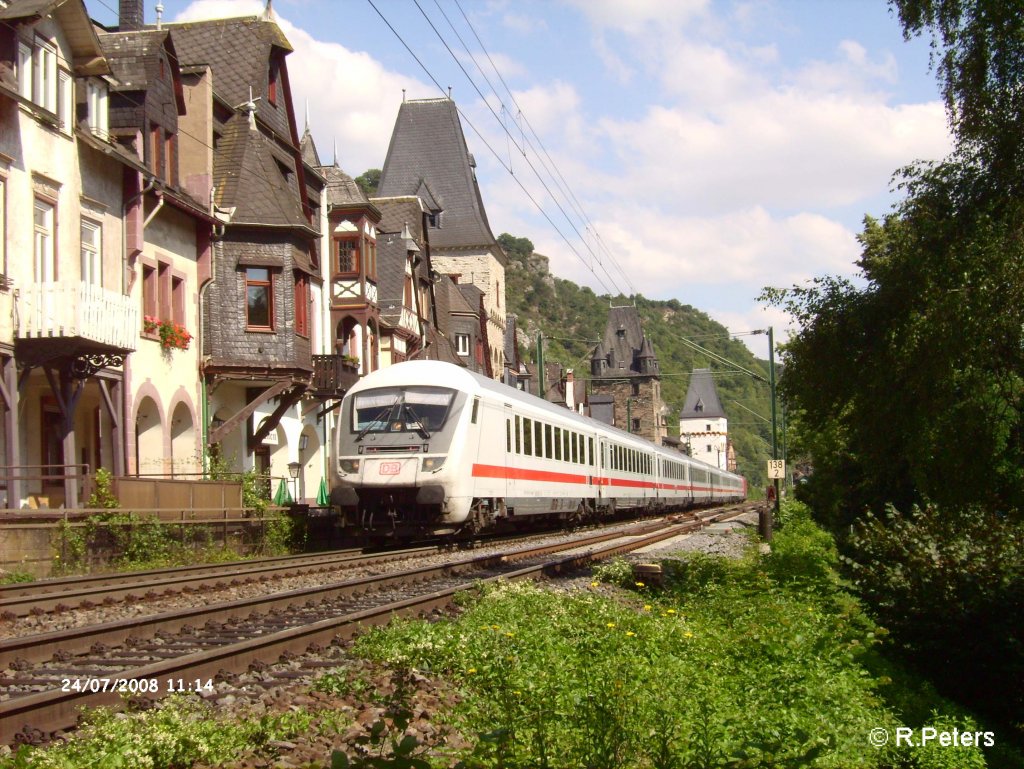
(273, 478, 293, 506)
(316, 477, 329, 506)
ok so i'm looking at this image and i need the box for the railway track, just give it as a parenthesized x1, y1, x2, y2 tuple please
(0, 504, 753, 745)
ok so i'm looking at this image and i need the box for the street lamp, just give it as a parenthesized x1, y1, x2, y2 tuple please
(288, 461, 301, 504)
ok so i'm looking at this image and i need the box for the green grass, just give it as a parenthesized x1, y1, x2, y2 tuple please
(350, 504, 997, 769)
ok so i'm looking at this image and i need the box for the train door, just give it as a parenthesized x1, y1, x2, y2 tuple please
(502, 405, 517, 514)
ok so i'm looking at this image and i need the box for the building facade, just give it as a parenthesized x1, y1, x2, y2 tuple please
(678, 368, 730, 470)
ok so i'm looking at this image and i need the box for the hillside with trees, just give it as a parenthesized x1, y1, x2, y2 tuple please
(498, 233, 774, 490)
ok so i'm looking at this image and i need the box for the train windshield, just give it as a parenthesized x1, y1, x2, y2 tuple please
(351, 386, 456, 437)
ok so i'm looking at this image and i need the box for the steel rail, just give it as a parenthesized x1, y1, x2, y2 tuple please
(1, 505, 752, 745)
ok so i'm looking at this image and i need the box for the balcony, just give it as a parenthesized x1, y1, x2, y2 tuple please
(16, 281, 139, 352)
(311, 354, 360, 398)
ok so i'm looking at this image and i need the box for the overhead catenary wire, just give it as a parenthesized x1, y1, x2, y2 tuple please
(404, 0, 633, 297)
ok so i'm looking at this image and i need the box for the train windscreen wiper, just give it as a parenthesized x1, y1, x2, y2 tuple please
(401, 402, 431, 439)
(355, 397, 400, 441)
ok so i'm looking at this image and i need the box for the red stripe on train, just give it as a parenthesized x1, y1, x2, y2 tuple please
(471, 464, 589, 485)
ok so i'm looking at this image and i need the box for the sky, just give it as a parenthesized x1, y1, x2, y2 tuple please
(90, 0, 953, 354)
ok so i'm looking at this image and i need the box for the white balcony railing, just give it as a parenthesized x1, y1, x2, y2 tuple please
(16, 281, 139, 351)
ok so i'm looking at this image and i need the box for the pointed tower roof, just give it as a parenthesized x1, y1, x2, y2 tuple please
(377, 97, 504, 263)
(299, 124, 320, 168)
(680, 369, 727, 419)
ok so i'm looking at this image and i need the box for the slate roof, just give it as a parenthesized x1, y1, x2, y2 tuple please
(375, 231, 408, 328)
(373, 196, 428, 329)
(166, 16, 293, 142)
(212, 114, 306, 228)
(324, 164, 370, 208)
(299, 125, 320, 168)
(680, 369, 727, 420)
(594, 305, 658, 376)
(377, 98, 504, 262)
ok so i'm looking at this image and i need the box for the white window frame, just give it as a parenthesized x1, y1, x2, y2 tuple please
(34, 199, 55, 282)
(57, 69, 73, 133)
(17, 42, 32, 101)
(455, 333, 470, 357)
(33, 41, 57, 112)
(86, 79, 109, 138)
(81, 218, 102, 285)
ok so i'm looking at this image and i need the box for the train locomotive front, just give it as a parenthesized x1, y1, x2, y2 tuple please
(331, 362, 477, 537)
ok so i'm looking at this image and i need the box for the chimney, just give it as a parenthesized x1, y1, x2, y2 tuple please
(120, 0, 144, 30)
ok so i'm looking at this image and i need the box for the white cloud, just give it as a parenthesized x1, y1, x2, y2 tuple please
(564, 0, 710, 36)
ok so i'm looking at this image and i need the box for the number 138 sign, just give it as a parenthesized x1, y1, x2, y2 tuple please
(766, 460, 786, 479)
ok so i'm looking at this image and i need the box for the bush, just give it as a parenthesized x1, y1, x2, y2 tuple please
(847, 504, 1024, 733)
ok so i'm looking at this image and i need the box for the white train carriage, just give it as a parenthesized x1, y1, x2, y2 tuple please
(332, 361, 746, 537)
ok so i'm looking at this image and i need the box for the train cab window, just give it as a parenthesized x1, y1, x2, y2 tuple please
(523, 418, 533, 455)
(545, 424, 553, 458)
(471, 398, 479, 424)
(515, 415, 521, 454)
(352, 386, 455, 433)
(554, 427, 562, 460)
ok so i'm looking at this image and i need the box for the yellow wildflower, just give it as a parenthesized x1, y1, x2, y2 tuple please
(666, 609, 676, 615)
(684, 631, 694, 638)
(643, 604, 652, 611)
(635, 581, 645, 588)
(625, 631, 636, 637)
(505, 632, 514, 638)
(591, 581, 600, 587)
(606, 622, 616, 629)
(467, 668, 477, 674)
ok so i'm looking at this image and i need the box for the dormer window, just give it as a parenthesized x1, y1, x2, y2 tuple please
(427, 210, 443, 228)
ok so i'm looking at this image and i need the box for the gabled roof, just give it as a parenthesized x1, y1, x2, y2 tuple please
(680, 369, 727, 420)
(377, 98, 503, 261)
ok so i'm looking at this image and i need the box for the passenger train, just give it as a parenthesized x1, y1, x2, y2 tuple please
(331, 360, 746, 538)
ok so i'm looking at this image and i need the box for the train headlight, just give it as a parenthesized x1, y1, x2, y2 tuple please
(421, 456, 446, 472)
(339, 459, 360, 474)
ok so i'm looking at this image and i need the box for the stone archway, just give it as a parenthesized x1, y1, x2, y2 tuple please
(134, 396, 163, 477)
(169, 401, 197, 478)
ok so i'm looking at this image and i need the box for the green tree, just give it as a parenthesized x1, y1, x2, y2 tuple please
(355, 168, 381, 196)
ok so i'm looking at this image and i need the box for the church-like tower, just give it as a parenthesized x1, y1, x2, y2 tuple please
(589, 306, 666, 443)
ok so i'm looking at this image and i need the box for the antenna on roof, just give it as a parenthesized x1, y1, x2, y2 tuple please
(333, 138, 339, 168)
(447, 86, 452, 99)
(235, 86, 262, 131)
(402, 88, 406, 103)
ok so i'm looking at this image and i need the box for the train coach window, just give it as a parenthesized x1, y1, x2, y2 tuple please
(572, 434, 579, 464)
(563, 430, 570, 462)
(515, 416, 521, 454)
(554, 427, 562, 460)
(545, 424, 553, 459)
(506, 419, 511, 452)
(523, 418, 533, 455)
(534, 421, 542, 457)
(589, 438, 595, 467)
